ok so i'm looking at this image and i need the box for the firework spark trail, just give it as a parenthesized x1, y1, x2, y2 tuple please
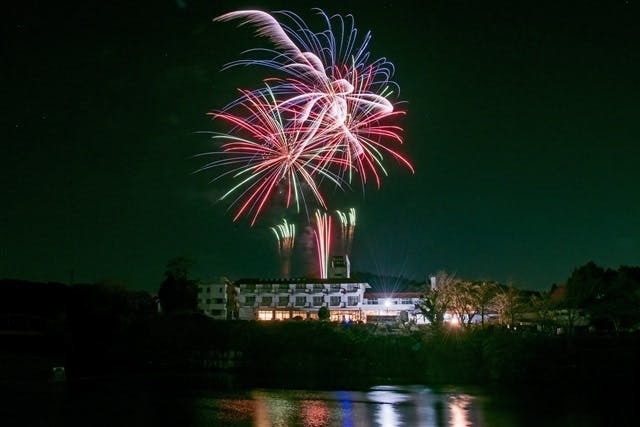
(271, 218, 296, 256)
(215, 9, 396, 137)
(212, 9, 412, 185)
(305, 67, 413, 189)
(213, 10, 327, 85)
(214, 9, 399, 96)
(336, 207, 357, 257)
(195, 85, 350, 225)
(202, 8, 414, 229)
(276, 70, 395, 164)
(271, 218, 295, 278)
(313, 209, 332, 279)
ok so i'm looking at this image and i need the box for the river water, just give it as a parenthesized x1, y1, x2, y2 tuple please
(0, 379, 635, 426)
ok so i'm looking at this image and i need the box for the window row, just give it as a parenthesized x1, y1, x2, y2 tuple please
(242, 296, 360, 307)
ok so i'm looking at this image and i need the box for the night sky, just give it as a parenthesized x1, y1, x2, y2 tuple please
(3, 0, 639, 293)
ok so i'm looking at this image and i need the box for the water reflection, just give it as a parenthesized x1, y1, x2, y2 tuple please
(5, 381, 631, 427)
(205, 385, 485, 427)
(367, 385, 479, 427)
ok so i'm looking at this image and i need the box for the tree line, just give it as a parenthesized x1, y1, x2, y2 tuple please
(413, 262, 640, 335)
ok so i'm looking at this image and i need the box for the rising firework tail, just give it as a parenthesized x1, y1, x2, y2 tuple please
(271, 218, 296, 278)
(313, 209, 332, 279)
(336, 207, 357, 257)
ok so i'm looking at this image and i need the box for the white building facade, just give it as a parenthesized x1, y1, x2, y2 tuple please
(234, 278, 371, 322)
(197, 277, 232, 319)
(361, 292, 426, 324)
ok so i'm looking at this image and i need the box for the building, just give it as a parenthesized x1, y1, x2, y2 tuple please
(234, 277, 371, 322)
(329, 255, 350, 279)
(197, 277, 233, 319)
(198, 256, 429, 325)
(361, 292, 425, 324)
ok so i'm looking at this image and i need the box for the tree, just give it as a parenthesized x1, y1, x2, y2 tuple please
(415, 270, 456, 329)
(528, 290, 556, 334)
(475, 281, 500, 326)
(318, 306, 330, 321)
(565, 261, 608, 309)
(493, 283, 524, 328)
(158, 256, 198, 314)
(563, 261, 611, 334)
(165, 256, 193, 282)
(446, 280, 501, 328)
(590, 265, 640, 333)
(447, 280, 479, 328)
(442, 280, 493, 328)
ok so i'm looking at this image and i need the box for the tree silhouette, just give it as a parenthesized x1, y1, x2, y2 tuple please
(158, 256, 198, 314)
(318, 306, 330, 321)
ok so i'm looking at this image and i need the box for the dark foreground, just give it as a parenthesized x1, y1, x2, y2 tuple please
(2, 376, 639, 427)
(2, 314, 639, 392)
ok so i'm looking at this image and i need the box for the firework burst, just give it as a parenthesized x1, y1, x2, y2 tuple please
(212, 8, 413, 192)
(195, 85, 349, 225)
(200, 7, 415, 282)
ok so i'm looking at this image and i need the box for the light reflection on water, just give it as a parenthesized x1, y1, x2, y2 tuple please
(202, 385, 484, 427)
(2, 381, 632, 426)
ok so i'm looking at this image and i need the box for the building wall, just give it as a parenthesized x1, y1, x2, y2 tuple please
(328, 255, 350, 279)
(197, 277, 231, 320)
(361, 292, 426, 324)
(234, 278, 370, 322)
(199, 281, 501, 327)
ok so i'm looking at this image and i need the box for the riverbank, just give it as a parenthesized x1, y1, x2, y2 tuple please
(2, 317, 639, 392)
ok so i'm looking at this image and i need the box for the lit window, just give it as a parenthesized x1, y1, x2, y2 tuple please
(258, 310, 273, 320)
(274, 311, 289, 320)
